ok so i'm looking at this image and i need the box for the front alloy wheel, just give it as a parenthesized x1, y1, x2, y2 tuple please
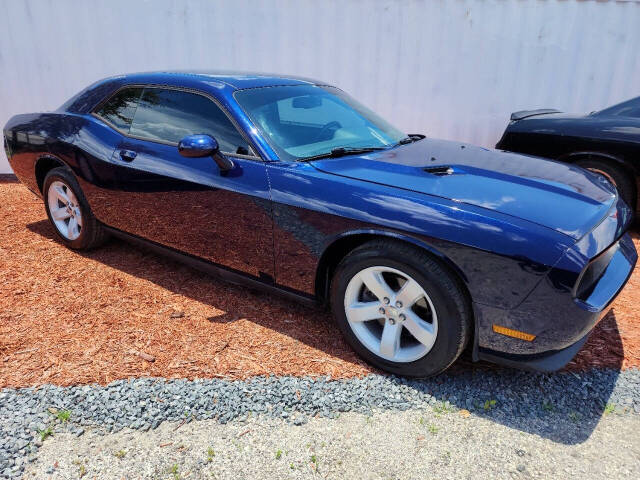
(344, 266, 438, 363)
(331, 239, 470, 377)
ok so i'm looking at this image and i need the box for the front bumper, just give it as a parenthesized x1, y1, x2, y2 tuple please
(474, 196, 637, 371)
(478, 330, 590, 373)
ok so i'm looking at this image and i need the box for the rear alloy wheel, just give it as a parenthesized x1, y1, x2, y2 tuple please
(47, 180, 83, 240)
(43, 167, 108, 250)
(331, 240, 470, 377)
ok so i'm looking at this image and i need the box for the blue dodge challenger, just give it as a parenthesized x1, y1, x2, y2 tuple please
(3, 72, 637, 377)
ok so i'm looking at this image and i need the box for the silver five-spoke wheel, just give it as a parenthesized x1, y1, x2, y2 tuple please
(344, 266, 438, 363)
(47, 180, 83, 240)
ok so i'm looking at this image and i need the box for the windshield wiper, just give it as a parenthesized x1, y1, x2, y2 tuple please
(300, 146, 387, 161)
(391, 134, 425, 148)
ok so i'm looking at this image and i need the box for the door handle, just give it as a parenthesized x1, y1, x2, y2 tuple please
(119, 149, 137, 162)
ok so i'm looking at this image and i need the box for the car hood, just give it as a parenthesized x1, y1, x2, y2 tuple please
(310, 138, 616, 240)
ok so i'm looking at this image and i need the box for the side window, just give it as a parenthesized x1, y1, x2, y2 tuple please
(129, 88, 251, 154)
(94, 88, 143, 132)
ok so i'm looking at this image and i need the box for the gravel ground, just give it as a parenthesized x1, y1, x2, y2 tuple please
(23, 407, 640, 479)
(2, 368, 640, 478)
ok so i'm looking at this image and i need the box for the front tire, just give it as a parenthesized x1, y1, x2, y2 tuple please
(330, 240, 470, 377)
(43, 167, 108, 250)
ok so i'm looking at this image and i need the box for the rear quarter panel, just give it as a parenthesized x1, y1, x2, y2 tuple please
(4, 112, 56, 192)
(4, 112, 123, 224)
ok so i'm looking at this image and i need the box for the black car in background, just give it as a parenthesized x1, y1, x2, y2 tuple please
(496, 96, 640, 213)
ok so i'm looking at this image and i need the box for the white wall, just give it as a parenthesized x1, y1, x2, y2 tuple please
(1, 0, 639, 173)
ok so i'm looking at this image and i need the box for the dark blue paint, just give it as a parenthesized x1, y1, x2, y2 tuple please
(310, 138, 616, 240)
(3, 71, 637, 371)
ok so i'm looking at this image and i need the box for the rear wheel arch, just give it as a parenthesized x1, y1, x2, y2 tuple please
(35, 155, 70, 193)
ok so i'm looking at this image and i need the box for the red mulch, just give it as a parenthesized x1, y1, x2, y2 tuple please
(0, 182, 638, 388)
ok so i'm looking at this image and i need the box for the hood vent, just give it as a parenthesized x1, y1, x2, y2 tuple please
(423, 165, 454, 176)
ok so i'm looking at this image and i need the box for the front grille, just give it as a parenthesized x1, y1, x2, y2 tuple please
(575, 242, 620, 301)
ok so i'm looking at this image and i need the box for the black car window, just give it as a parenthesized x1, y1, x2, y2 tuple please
(594, 96, 640, 119)
(614, 106, 640, 118)
(129, 88, 250, 154)
(94, 87, 143, 132)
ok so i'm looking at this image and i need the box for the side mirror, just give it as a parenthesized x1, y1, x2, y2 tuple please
(178, 134, 234, 172)
(178, 134, 218, 157)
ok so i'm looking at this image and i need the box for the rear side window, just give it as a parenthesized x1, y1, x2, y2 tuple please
(613, 106, 640, 118)
(129, 88, 250, 154)
(94, 88, 143, 131)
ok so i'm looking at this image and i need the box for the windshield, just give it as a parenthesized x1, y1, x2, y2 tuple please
(234, 85, 406, 160)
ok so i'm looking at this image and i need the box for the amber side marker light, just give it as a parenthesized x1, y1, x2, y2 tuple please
(492, 324, 536, 342)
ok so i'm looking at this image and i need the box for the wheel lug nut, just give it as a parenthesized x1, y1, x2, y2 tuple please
(383, 297, 390, 305)
(395, 301, 403, 308)
(399, 314, 406, 321)
(388, 318, 396, 325)
(379, 307, 385, 314)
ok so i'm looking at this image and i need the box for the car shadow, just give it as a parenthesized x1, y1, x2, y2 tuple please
(26, 219, 626, 445)
(409, 309, 624, 445)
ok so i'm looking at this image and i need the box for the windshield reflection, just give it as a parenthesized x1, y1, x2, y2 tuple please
(234, 85, 406, 161)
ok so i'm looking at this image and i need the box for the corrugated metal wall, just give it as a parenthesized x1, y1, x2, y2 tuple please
(1, 0, 639, 173)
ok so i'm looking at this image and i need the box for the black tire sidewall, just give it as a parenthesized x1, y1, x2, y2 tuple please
(43, 168, 94, 250)
(331, 245, 466, 377)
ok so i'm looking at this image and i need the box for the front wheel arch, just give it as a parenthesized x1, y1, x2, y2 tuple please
(314, 231, 470, 305)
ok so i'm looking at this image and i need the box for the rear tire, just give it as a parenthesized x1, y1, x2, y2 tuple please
(43, 167, 109, 250)
(330, 240, 470, 377)
(575, 158, 636, 212)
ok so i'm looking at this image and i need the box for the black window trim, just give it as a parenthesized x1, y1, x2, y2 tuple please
(91, 83, 263, 161)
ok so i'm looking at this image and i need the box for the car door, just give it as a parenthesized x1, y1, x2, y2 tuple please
(102, 86, 274, 280)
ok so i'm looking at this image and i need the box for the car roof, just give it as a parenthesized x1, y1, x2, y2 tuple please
(120, 70, 329, 90)
(61, 71, 333, 116)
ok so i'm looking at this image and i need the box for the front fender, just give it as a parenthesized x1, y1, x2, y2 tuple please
(267, 161, 572, 310)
